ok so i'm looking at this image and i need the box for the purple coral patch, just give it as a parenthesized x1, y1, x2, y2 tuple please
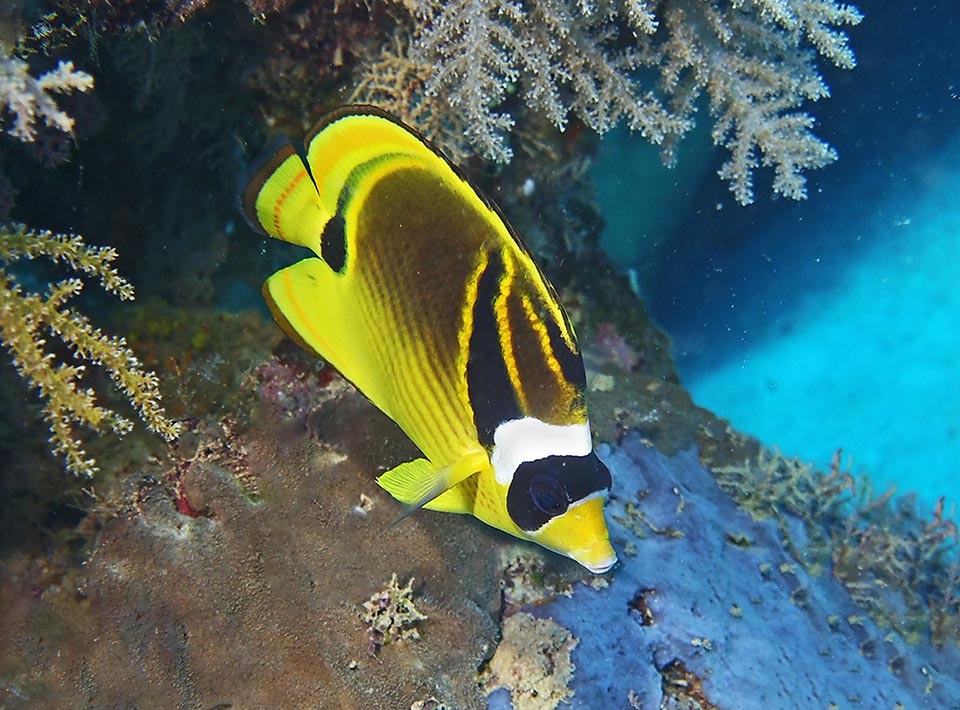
(507, 435, 960, 708)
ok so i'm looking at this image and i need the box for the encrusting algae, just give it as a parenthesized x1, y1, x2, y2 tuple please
(360, 573, 429, 655)
(706, 441, 960, 648)
(481, 612, 578, 710)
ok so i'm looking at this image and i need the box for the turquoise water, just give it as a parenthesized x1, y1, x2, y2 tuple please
(682, 142, 960, 507)
(595, 2, 960, 510)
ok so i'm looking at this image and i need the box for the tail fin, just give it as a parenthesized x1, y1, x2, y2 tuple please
(239, 136, 331, 252)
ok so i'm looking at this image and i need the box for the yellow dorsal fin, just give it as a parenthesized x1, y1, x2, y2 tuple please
(303, 107, 437, 218)
(241, 138, 331, 252)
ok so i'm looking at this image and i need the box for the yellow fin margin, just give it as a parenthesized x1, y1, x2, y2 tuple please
(262, 258, 374, 394)
(304, 109, 442, 218)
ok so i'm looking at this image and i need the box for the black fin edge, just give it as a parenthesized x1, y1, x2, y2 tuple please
(236, 134, 297, 235)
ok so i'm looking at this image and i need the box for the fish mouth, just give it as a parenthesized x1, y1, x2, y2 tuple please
(569, 540, 618, 574)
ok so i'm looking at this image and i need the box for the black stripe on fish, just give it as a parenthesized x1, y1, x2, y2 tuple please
(467, 251, 520, 447)
(544, 312, 586, 394)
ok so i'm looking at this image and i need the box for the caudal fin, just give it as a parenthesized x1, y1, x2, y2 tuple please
(239, 136, 331, 252)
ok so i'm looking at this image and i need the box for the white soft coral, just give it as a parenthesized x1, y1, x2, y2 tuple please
(0, 52, 94, 142)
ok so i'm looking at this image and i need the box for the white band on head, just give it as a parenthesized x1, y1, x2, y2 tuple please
(490, 417, 593, 485)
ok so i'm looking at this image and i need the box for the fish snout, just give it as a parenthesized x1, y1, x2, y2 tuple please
(532, 494, 618, 573)
(569, 539, 618, 573)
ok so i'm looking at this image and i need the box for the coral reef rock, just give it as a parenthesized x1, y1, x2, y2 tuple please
(0, 389, 503, 709)
(508, 433, 960, 708)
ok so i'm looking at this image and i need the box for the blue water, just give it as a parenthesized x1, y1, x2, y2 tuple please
(682, 147, 958, 506)
(595, 2, 960, 509)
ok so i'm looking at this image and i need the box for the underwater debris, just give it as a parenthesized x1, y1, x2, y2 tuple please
(354, 492, 374, 516)
(659, 659, 718, 710)
(0, 226, 180, 476)
(481, 612, 578, 710)
(360, 574, 429, 655)
(628, 588, 657, 627)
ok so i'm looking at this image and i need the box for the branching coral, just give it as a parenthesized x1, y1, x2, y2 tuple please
(411, 0, 687, 163)
(0, 226, 180, 477)
(710, 445, 960, 646)
(350, 36, 474, 163)
(0, 47, 93, 141)
(371, 0, 862, 202)
(712, 446, 853, 566)
(64, 0, 860, 203)
(0, 42, 92, 217)
(831, 493, 959, 645)
(660, 0, 863, 203)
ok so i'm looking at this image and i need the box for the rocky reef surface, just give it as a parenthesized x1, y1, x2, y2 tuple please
(496, 436, 960, 709)
(0, 375, 505, 708)
(1, 286, 958, 709)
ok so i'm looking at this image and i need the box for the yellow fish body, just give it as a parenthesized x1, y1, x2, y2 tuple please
(242, 107, 616, 573)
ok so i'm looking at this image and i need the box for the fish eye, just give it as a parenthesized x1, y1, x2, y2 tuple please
(529, 474, 569, 516)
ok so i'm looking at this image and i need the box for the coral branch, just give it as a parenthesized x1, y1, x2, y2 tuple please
(0, 51, 93, 142)
(389, 0, 862, 202)
(0, 225, 180, 477)
(711, 445, 959, 646)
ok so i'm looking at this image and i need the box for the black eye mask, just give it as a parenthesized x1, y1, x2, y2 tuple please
(506, 453, 612, 531)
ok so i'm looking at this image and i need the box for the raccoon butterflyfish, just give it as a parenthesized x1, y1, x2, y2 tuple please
(241, 106, 617, 573)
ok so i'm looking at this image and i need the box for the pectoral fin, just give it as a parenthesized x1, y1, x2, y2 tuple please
(378, 450, 488, 522)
